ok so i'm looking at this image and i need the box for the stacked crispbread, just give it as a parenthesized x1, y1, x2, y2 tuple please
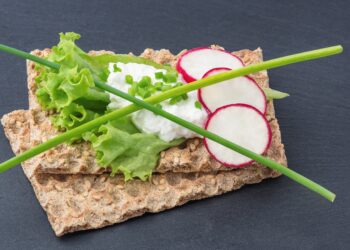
(1, 46, 287, 236)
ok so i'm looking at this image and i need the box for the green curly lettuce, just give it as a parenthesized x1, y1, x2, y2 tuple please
(36, 66, 94, 108)
(35, 33, 112, 130)
(52, 103, 99, 130)
(84, 119, 183, 180)
(47, 32, 176, 82)
(263, 87, 289, 101)
(34, 32, 182, 180)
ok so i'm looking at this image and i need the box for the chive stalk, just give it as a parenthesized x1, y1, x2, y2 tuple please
(0, 44, 342, 201)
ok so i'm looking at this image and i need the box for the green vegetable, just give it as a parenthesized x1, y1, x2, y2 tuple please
(46, 33, 176, 81)
(85, 121, 182, 180)
(113, 64, 121, 72)
(154, 70, 178, 84)
(195, 100, 202, 109)
(161, 84, 173, 92)
(154, 81, 163, 90)
(155, 72, 164, 79)
(164, 71, 178, 83)
(52, 103, 99, 131)
(125, 74, 133, 84)
(138, 76, 152, 88)
(128, 75, 185, 100)
(169, 93, 188, 105)
(35, 33, 111, 130)
(128, 87, 136, 96)
(263, 87, 290, 101)
(154, 103, 162, 110)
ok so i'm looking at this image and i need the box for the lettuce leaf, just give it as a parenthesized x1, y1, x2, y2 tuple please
(47, 32, 176, 82)
(263, 87, 289, 101)
(35, 33, 111, 129)
(84, 120, 182, 180)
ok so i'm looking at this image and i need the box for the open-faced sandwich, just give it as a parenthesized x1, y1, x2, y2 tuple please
(0, 33, 340, 236)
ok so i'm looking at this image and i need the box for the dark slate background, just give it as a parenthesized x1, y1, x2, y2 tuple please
(0, 0, 349, 249)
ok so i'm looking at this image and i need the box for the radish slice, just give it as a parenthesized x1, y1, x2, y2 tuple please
(204, 104, 272, 167)
(176, 47, 244, 83)
(198, 68, 267, 114)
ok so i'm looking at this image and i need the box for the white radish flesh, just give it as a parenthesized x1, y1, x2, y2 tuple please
(199, 68, 267, 114)
(204, 104, 272, 167)
(176, 47, 244, 83)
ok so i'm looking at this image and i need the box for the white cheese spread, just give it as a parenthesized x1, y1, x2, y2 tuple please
(107, 62, 207, 142)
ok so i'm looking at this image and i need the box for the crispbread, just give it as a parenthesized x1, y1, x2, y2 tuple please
(26, 109, 285, 177)
(26, 47, 285, 175)
(2, 109, 283, 236)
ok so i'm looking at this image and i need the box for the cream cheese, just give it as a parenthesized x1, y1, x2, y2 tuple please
(107, 62, 207, 142)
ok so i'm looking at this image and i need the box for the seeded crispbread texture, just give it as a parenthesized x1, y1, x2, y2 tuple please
(25, 109, 285, 179)
(2, 109, 284, 236)
(25, 48, 285, 175)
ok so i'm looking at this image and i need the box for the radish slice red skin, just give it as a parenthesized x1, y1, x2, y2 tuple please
(176, 47, 244, 83)
(198, 67, 267, 115)
(203, 103, 272, 168)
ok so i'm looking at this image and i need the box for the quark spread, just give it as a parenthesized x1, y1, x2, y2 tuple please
(107, 62, 207, 142)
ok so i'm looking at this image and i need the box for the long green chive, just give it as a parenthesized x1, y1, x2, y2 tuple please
(154, 103, 162, 110)
(0, 44, 343, 201)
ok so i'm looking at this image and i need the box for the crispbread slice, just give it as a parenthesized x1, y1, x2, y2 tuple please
(25, 47, 286, 175)
(26, 109, 285, 178)
(2, 109, 282, 236)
